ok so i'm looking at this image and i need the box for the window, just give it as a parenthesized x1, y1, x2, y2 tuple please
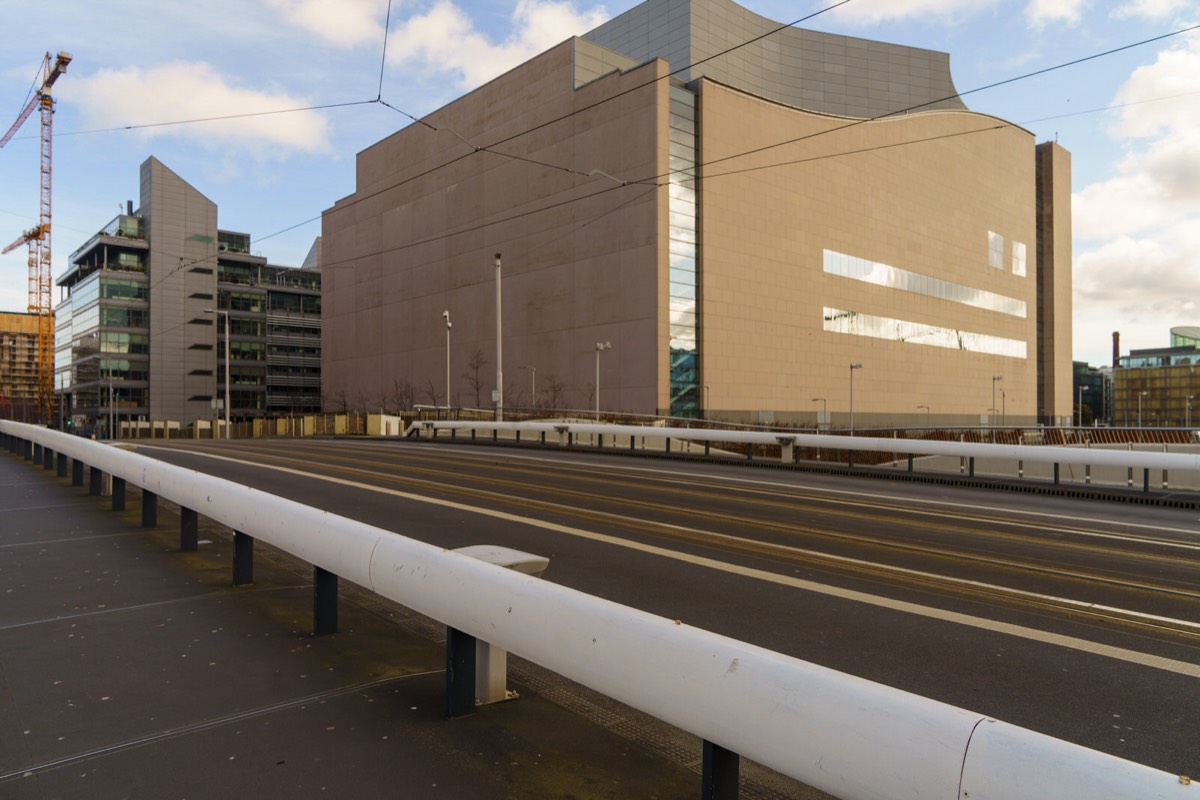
(1012, 241, 1027, 277)
(988, 231, 1004, 269)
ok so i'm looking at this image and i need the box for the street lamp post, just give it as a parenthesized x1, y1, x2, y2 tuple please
(812, 397, 826, 430)
(1138, 390, 1147, 428)
(594, 341, 611, 419)
(205, 309, 231, 440)
(849, 363, 863, 434)
(442, 310, 451, 411)
(1188, 394, 1194, 429)
(704, 385, 710, 418)
(917, 404, 930, 427)
(1078, 385, 1088, 428)
(991, 375, 1003, 440)
(494, 253, 503, 422)
(520, 364, 536, 408)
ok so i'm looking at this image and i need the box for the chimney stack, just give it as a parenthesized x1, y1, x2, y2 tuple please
(1112, 331, 1120, 367)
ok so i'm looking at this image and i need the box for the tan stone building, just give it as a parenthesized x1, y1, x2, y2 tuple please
(0, 311, 42, 422)
(322, 0, 1072, 427)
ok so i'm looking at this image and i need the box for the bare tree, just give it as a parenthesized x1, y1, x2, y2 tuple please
(543, 373, 566, 412)
(334, 387, 349, 413)
(392, 378, 416, 412)
(423, 377, 439, 407)
(464, 349, 488, 406)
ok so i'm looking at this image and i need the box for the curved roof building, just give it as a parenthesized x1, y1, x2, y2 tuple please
(322, 0, 1072, 426)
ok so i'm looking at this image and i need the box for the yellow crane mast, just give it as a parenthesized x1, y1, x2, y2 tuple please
(1, 51, 71, 424)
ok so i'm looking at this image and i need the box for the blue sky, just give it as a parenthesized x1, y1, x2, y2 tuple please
(0, 0, 1196, 368)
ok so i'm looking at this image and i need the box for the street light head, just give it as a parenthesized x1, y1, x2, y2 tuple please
(993, 374, 1003, 381)
(596, 341, 611, 351)
(850, 363, 862, 369)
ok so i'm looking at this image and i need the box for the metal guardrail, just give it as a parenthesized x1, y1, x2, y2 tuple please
(418, 419, 1200, 479)
(1, 420, 1193, 800)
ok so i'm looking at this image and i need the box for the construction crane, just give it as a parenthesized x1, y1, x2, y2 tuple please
(1, 51, 71, 424)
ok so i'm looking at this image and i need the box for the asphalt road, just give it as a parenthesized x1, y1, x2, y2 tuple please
(133, 437, 1200, 779)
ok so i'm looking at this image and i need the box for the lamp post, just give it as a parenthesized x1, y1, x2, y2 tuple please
(991, 375, 1003, 440)
(442, 310, 451, 410)
(520, 364, 536, 408)
(494, 253, 503, 422)
(704, 385, 710, 418)
(205, 309, 231, 440)
(594, 341, 611, 419)
(1077, 385, 1088, 428)
(812, 397, 826, 430)
(917, 404, 930, 427)
(1138, 390, 1147, 428)
(849, 363, 862, 434)
(1188, 394, 1194, 429)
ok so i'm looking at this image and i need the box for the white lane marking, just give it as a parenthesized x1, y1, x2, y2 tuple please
(392, 442, 1200, 547)
(138, 446, 1200, 679)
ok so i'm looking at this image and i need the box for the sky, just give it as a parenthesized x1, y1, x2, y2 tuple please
(0, 0, 1196, 369)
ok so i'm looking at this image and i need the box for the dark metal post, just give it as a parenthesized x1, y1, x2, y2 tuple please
(445, 626, 477, 718)
(112, 477, 126, 511)
(1053, 463, 1060, 485)
(1143, 468, 1150, 493)
(43, 447, 54, 470)
(233, 531, 253, 585)
(56, 452, 67, 477)
(72, 458, 84, 486)
(702, 740, 740, 800)
(314, 566, 338, 636)
(968, 457, 975, 478)
(23, 440, 33, 460)
(32, 443, 41, 463)
(89, 466, 103, 496)
(907, 453, 914, 472)
(142, 490, 158, 528)
(180, 507, 198, 552)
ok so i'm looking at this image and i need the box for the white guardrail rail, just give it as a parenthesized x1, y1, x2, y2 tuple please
(2, 421, 1194, 800)
(419, 419, 1200, 477)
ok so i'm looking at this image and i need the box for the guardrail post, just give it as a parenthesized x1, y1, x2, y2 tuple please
(445, 626, 477, 718)
(72, 458, 84, 486)
(1085, 465, 1091, 484)
(1143, 468, 1149, 493)
(1053, 463, 1060, 485)
(1162, 470, 1169, 490)
(23, 439, 33, 460)
(778, 440, 794, 463)
(180, 507, 198, 552)
(702, 740, 740, 800)
(745, 443, 753, 461)
(32, 443, 41, 463)
(849, 451, 855, 468)
(56, 452, 67, 477)
(112, 477, 126, 511)
(89, 466, 104, 496)
(665, 437, 671, 454)
(233, 531, 253, 585)
(968, 457, 975, 478)
(907, 453, 914, 472)
(314, 566, 338, 636)
(1127, 466, 1133, 488)
(43, 446, 54, 470)
(142, 490, 158, 528)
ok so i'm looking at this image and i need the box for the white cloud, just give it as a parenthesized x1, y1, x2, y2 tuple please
(265, 0, 384, 46)
(1073, 34, 1200, 363)
(1024, 0, 1088, 28)
(386, 0, 610, 90)
(59, 62, 331, 157)
(826, 0, 999, 25)
(1114, 0, 1192, 19)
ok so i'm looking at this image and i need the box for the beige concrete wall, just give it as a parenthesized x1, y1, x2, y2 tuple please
(1037, 142, 1073, 425)
(698, 81, 1040, 427)
(322, 41, 669, 414)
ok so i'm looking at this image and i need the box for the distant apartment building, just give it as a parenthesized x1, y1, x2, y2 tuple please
(54, 157, 320, 434)
(321, 0, 1072, 427)
(0, 311, 41, 421)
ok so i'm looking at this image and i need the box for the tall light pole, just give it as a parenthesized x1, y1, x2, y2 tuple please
(812, 397, 826, 430)
(849, 363, 862, 434)
(917, 404, 930, 427)
(1138, 390, 1147, 428)
(442, 310, 451, 410)
(595, 341, 611, 419)
(520, 364, 536, 408)
(991, 374, 1003, 442)
(1188, 394, 1194, 429)
(494, 253, 503, 421)
(704, 385, 710, 418)
(205, 309, 231, 440)
(1077, 385, 1088, 428)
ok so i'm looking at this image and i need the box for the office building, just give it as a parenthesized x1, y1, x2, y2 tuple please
(1113, 327, 1200, 428)
(55, 157, 321, 434)
(321, 0, 1072, 426)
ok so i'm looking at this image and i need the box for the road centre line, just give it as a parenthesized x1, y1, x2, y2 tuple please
(139, 446, 1200, 679)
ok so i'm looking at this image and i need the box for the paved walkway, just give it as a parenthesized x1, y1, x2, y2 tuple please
(0, 446, 818, 800)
